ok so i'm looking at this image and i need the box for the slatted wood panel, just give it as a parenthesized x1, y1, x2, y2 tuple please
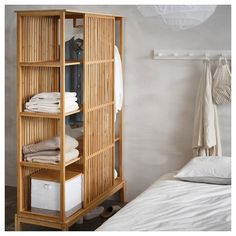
(87, 105, 113, 155)
(84, 15, 115, 205)
(22, 117, 59, 146)
(21, 16, 59, 62)
(87, 62, 113, 108)
(85, 147, 113, 203)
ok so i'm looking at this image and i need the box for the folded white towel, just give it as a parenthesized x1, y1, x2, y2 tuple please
(25, 149, 79, 164)
(28, 97, 78, 105)
(26, 101, 78, 109)
(25, 103, 79, 114)
(26, 102, 78, 109)
(31, 92, 77, 100)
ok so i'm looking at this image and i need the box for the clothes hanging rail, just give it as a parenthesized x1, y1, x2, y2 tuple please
(153, 50, 231, 60)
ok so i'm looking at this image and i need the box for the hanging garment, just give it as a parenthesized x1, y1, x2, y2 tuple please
(212, 57, 231, 105)
(192, 60, 222, 157)
(114, 46, 123, 118)
(65, 37, 83, 127)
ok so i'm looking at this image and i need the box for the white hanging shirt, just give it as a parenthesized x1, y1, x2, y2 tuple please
(114, 46, 123, 114)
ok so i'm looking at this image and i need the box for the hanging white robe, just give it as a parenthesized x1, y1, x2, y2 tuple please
(114, 46, 123, 116)
(192, 60, 222, 156)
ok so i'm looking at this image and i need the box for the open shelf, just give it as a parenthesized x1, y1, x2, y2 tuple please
(18, 177, 124, 226)
(20, 108, 82, 119)
(20, 60, 82, 67)
(20, 156, 82, 170)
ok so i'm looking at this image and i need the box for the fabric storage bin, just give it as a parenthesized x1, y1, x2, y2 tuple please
(31, 169, 83, 217)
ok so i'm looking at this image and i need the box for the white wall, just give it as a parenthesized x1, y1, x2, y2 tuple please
(5, 5, 231, 201)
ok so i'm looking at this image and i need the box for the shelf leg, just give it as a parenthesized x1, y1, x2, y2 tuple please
(61, 223, 69, 231)
(15, 214, 21, 231)
(119, 183, 126, 203)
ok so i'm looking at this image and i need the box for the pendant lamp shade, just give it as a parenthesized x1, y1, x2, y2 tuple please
(137, 5, 217, 31)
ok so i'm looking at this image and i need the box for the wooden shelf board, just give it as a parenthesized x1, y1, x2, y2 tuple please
(20, 109, 82, 119)
(19, 60, 81, 67)
(20, 157, 82, 170)
(15, 9, 123, 18)
(20, 210, 60, 220)
(31, 169, 82, 182)
(20, 161, 60, 170)
(65, 108, 83, 116)
(65, 60, 83, 66)
(65, 156, 82, 167)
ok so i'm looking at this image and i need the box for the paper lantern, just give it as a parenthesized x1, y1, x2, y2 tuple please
(137, 5, 217, 31)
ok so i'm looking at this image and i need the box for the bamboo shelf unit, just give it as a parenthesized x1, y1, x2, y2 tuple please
(15, 9, 125, 231)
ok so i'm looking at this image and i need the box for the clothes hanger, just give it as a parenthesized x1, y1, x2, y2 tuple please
(74, 33, 82, 40)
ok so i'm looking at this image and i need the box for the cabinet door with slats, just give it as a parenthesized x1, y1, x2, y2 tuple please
(84, 14, 115, 206)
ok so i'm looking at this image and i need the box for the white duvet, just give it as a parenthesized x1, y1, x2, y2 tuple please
(97, 173, 231, 231)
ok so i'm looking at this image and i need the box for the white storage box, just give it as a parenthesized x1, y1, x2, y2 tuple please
(31, 169, 83, 217)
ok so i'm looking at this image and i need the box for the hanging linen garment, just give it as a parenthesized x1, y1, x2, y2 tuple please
(192, 60, 222, 156)
(212, 57, 231, 105)
(114, 46, 123, 119)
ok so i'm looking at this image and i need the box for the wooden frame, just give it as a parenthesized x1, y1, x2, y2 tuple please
(15, 9, 125, 231)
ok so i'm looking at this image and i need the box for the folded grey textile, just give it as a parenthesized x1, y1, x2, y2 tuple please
(23, 135, 78, 155)
(24, 150, 60, 158)
(25, 149, 79, 164)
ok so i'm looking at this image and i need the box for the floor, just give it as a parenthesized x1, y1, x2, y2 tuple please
(5, 186, 125, 231)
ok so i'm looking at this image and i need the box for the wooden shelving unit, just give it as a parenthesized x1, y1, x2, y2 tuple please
(15, 9, 125, 231)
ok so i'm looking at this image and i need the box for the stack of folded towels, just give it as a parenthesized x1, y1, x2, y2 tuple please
(23, 135, 79, 164)
(25, 92, 79, 113)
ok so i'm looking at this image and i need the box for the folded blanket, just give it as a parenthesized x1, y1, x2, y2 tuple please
(25, 103, 79, 113)
(24, 150, 60, 158)
(31, 92, 77, 100)
(25, 149, 79, 164)
(23, 135, 78, 155)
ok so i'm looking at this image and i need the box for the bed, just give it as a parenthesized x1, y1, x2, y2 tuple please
(97, 168, 231, 231)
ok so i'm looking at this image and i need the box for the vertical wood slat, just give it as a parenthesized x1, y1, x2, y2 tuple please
(112, 18, 115, 184)
(17, 14, 23, 213)
(118, 18, 124, 181)
(83, 14, 88, 207)
(59, 11, 66, 221)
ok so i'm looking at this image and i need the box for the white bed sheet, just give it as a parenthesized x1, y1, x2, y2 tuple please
(97, 172, 231, 231)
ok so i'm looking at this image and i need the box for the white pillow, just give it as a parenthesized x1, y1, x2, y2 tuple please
(174, 156, 231, 185)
